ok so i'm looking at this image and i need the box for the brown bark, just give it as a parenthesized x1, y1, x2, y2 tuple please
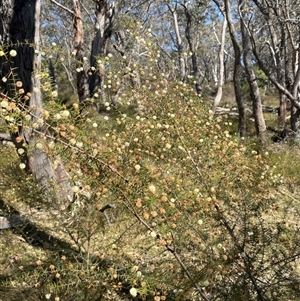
(0, 0, 73, 206)
(73, 0, 89, 104)
(240, 1, 266, 136)
(0, 0, 35, 97)
(89, 0, 115, 97)
(223, 0, 246, 137)
(182, 1, 201, 94)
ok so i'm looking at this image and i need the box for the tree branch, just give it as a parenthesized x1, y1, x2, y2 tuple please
(49, 0, 75, 16)
(98, 203, 116, 225)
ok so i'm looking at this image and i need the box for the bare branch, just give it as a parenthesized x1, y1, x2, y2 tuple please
(49, 0, 75, 16)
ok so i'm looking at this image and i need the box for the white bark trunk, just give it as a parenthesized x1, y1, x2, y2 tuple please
(168, 4, 186, 82)
(213, 19, 227, 111)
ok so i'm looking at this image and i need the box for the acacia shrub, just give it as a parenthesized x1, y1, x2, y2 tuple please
(40, 78, 300, 300)
(0, 42, 300, 301)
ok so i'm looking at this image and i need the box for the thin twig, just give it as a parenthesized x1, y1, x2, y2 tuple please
(121, 194, 210, 301)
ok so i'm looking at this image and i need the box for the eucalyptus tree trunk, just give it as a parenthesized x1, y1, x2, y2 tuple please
(291, 56, 300, 131)
(252, 0, 300, 131)
(0, 0, 73, 207)
(168, 3, 186, 82)
(223, 0, 246, 137)
(182, 1, 201, 94)
(213, 18, 227, 112)
(274, 24, 288, 129)
(89, 0, 115, 99)
(73, 0, 89, 104)
(240, 1, 266, 136)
